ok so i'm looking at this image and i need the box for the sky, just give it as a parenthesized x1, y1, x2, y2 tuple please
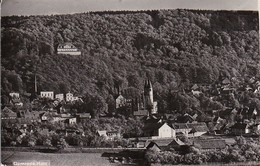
(1, 0, 259, 16)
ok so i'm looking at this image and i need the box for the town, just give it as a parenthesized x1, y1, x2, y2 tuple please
(2, 50, 260, 153)
(1, 8, 260, 165)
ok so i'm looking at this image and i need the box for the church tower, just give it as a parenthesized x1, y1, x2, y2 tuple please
(144, 79, 154, 114)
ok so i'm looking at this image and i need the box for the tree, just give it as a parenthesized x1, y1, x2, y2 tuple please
(57, 138, 68, 149)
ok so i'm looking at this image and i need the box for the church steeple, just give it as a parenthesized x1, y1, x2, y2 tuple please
(144, 78, 154, 114)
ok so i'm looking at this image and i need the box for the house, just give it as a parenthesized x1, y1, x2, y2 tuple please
(60, 113, 73, 121)
(193, 139, 226, 151)
(9, 92, 20, 98)
(143, 122, 176, 139)
(191, 90, 202, 96)
(17, 110, 40, 122)
(221, 87, 234, 95)
(187, 123, 209, 137)
(163, 113, 175, 120)
(239, 106, 258, 120)
(76, 113, 91, 123)
(97, 130, 120, 140)
(146, 139, 173, 150)
(55, 94, 64, 101)
(10, 98, 23, 107)
(51, 114, 62, 122)
(1, 107, 17, 119)
(66, 92, 79, 102)
(57, 43, 81, 55)
(107, 131, 121, 140)
(146, 142, 161, 152)
(175, 113, 196, 123)
(133, 139, 147, 148)
(168, 138, 185, 149)
(146, 138, 184, 151)
(39, 112, 52, 122)
(40, 91, 54, 100)
(248, 124, 260, 134)
(133, 109, 149, 117)
(97, 130, 107, 137)
(191, 84, 199, 91)
(144, 115, 162, 124)
(65, 118, 77, 124)
(172, 123, 192, 137)
(230, 123, 250, 135)
(115, 94, 126, 109)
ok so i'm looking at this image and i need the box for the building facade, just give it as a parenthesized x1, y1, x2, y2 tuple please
(40, 91, 54, 100)
(57, 43, 81, 55)
(55, 94, 64, 101)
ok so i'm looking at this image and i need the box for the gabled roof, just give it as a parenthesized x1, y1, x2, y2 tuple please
(191, 84, 199, 90)
(11, 98, 22, 103)
(193, 139, 226, 149)
(168, 139, 185, 146)
(145, 115, 161, 124)
(146, 139, 173, 147)
(2, 107, 17, 118)
(176, 114, 195, 123)
(172, 123, 190, 130)
(143, 122, 170, 133)
(97, 130, 107, 137)
(146, 142, 161, 151)
(76, 113, 91, 118)
(218, 109, 234, 118)
(134, 109, 148, 116)
(187, 123, 209, 132)
(115, 94, 125, 100)
(60, 113, 72, 118)
(213, 116, 224, 123)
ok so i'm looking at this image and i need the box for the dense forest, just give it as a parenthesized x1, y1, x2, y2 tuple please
(1, 9, 259, 115)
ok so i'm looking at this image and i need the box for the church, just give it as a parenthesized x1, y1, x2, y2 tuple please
(115, 79, 158, 116)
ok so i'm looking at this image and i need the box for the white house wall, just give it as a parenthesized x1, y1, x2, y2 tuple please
(158, 123, 176, 138)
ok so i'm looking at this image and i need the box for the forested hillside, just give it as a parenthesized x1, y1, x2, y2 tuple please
(1, 9, 259, 114)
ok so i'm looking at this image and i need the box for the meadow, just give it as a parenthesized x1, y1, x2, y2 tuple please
(1, 151, 115, 166)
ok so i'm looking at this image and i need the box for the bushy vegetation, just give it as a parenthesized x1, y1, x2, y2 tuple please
(1, 9, 259, 115)
(1, 116, 143, 148)
(145, 136, 260, 165)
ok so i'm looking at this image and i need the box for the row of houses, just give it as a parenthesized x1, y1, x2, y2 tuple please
(145, 138, 226, 152)
(40, 91, 82, 102)
(1, 106, 91, 125)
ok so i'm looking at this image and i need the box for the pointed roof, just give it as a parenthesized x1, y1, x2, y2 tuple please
(169, 139, 185, 146)
(2, 107, 17, 118)
(186, 123, 209, 132)
(146, 141, 161, 151)
(191, 84, 199, 90)
(97, 130, 107, 137)
(146, 139, 173, 148)
(144, 79, 152, 89)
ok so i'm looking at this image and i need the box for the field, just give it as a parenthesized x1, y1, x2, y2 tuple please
(1, 151, 117, 166)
